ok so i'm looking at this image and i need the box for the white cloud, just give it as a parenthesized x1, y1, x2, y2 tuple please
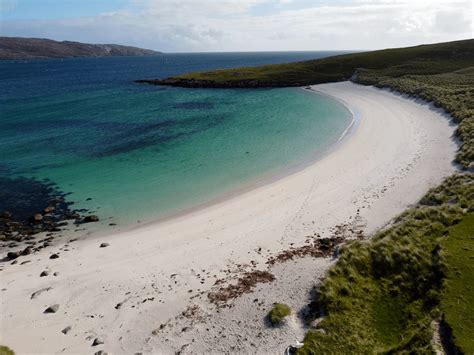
(1, 0, 472, 51)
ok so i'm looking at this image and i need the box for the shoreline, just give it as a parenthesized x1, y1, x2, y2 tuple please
(80, 87, 358, 240)
(0, 82, 457, 354)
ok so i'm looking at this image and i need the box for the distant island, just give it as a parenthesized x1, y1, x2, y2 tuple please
(0, 37, 162, 60)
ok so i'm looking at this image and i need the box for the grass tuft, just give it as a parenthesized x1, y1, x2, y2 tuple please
(268, 303, 291, 326)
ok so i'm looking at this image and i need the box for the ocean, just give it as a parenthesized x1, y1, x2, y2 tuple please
(0, 52, 353, 231)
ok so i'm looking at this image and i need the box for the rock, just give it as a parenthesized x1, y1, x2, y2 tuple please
(49, 253, 59, 259)
(83, 215, 99, 223)
(7, 251, 21, 260)
(94, 351, 107, 355)
(61, 326, 72, 334)
(29, 214, 43, 223)
(53, 272, 59, 276)
(22, 246, 32, 255)
(40, 270, 49, 277)
(44, 304, 59, 313)
(1, 211, 12, 219)
(99, 243, 109, 248)
(92, 338, 104, 346)
(43, 206, 55, 214)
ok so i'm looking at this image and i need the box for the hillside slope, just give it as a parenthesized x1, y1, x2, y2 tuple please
(0, 37, 161, 60)
(138, 39, 473, 88)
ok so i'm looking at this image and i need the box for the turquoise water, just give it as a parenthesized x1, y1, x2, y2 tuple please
(0, 54, 352, 228)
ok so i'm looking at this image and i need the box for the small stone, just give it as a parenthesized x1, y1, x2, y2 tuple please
(49, 253, 59, 259)
(44, 304, 59, 313)
(99, 243, 109, 248)
(1, 211, 12, 219)
(44, 206, 55, 214)
(22, 246, 32, 255)
(61, 326, 72, 334)
(53, 272, 59, 276)
(95, 351, 107, 355)
(7, 251, 21, 260)
(92, 337, 104, 346)
(31, 213, 43, 223)
(40, 270, 49, 277)
(83, 215, 99, 223)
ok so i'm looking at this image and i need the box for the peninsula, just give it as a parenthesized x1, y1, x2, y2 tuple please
(0, 37, 161, 60)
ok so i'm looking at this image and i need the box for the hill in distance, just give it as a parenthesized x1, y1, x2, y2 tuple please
(0, 37, 162, 60)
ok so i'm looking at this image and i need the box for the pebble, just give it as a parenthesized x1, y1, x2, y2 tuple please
(61, 326, 72, 334)
(92, 338, 104, 346)
(44, 304, 59, 313)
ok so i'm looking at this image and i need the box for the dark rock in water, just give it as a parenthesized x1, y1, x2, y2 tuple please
(86, 197, 93, 201)
(29, 214, 43, 223)
(83, 215, 99, 223)
(100, 243, 109, 248)
(0, 176, 99, 248)
(108, 223, 116, 226)
(43, 206, 55, 214)
(7, 251, 20, 260)
(44, 304, 59, 313)
(64, 212, 80, 220)
(49, 253, 59, 259)
(92, 337, 104, 346)
(1, 211, 12, 219)
(61, 326, 72, 334)
(40, 270, 49, 277)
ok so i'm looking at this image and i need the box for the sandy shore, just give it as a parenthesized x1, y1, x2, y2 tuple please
(0, 82, 457, 354)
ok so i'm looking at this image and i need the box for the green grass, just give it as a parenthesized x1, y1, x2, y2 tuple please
(0, 346, 14, 355)
(297, 174, 473, 354)
(162, 39, 473, 88)
(441, 214, 474, 353)
(268, 303, 291, 325)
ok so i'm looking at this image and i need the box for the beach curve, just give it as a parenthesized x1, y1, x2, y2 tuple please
(0, 81, 457, 354)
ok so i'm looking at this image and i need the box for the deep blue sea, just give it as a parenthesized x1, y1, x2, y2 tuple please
(0, 52, 352, 229)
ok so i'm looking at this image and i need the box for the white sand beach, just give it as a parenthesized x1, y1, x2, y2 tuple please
(0, 82, 457, 354)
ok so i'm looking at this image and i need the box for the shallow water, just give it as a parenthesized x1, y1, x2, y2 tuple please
(0, 52, 352, 228)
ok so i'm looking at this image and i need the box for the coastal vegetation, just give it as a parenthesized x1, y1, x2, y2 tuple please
(143, 39, 474, 353)
(267, 303, 291, 325)
(0, 346, 14, 355)
(299, 174, 473, 353)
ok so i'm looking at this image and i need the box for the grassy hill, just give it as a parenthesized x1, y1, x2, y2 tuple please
(139, 39, 473, 88)
(0, 37, 161, 60)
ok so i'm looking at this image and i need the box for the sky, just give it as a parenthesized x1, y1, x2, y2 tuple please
(0, 0, 472, 52)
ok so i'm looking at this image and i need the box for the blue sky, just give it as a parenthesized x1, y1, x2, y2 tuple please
(1, 0, 472, 52)
(1, 0, 129, 20)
